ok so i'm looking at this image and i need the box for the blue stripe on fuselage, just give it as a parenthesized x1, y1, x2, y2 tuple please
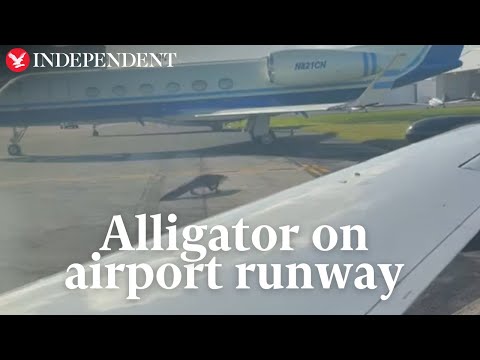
(373, 81, 394, 89)
(0, 81, 373, 111)
(0, 87, 367, 125)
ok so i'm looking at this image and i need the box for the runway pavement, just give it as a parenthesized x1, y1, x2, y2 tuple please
(0, 122, 479, 314)
(0, 123, 380, 296)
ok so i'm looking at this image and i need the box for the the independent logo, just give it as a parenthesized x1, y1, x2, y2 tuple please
(6, 48, 30, 73)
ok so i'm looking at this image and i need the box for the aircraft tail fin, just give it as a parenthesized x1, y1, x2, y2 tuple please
(353, 45, 464, 88)
(349, 45, 464, 107)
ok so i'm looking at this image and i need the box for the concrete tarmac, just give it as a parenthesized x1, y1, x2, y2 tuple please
(0, 122, 479, 314)
(0, 123, 382, 297)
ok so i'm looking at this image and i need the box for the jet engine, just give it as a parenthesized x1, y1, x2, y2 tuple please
(267, 49, 389, 87)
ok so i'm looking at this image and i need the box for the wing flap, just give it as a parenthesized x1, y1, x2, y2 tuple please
(193, 103, 345, 118)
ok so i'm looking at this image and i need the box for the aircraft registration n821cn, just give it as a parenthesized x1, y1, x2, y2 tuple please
(0, 45, 465, 156)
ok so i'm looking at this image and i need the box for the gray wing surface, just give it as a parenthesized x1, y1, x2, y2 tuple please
(1, 125, 480, 314)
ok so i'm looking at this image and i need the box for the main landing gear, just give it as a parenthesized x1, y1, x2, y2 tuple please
(8, 126, 28, 156)
(246, 115, 277, 145)
(250, 130, 277, 145)
(92, 124, 99, 137)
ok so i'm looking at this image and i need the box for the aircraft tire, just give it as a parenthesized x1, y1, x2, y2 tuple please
(8, 144, 21, 156)
(259, 130, 276, 145)
(250, 130, 277, 145)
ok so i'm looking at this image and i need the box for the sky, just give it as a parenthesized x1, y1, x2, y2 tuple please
(107, 45, 355, 63)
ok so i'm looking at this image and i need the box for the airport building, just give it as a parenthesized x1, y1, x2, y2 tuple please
(435, 48, 480, 99)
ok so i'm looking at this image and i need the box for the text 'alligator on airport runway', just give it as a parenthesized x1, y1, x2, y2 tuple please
(63, 213, 405, 302)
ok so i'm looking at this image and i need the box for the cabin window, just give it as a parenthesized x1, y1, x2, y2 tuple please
(192, 80, 207, 92)
(218, 78, 233, 90)
(139, 83, 154, 95)
(166, 82, 180, 93)
(112, 85, 126, 96)
(86, 87, 100, 98)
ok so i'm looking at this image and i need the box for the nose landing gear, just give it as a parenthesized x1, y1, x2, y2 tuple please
(8, 127, 28, 156)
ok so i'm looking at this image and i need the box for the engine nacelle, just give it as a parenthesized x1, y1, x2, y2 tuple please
(267, 49, 389, 87)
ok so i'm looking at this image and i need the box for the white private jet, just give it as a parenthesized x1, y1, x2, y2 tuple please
(0, 45, 464, 156)
(0, 122, 479, 314)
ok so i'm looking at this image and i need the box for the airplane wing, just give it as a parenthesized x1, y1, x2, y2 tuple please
(446, 99, 470, 104)
(0, 124, 479, 314)
(400, 102, 433, 107)
(195, 53, 407, 119)
(409, 98, 472, 107)
(194, 103, 347, 118)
